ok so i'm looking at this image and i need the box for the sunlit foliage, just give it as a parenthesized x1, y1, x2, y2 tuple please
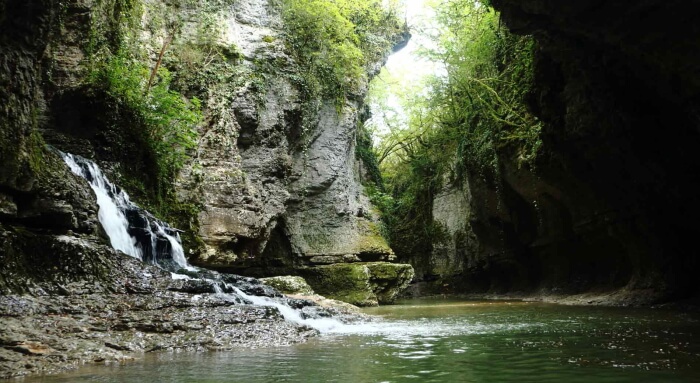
(366, 0, 541, 259)
(276, 0, 404, 105)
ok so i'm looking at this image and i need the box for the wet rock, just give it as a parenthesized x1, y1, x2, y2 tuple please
(0, 229, 119, 295)
(0, 269, 318, 379)
(167, 279, 218, 294)
(260, 276, 315, 295)
(299, 262, 415, 307)
(220, 274, 283, 298)
(282, 297, 316, 310)
(291, 294, 363, 315)
(366, 263, 415, 304)
(7, 341, 54, 356)
(299, 263, 375, 306)
(0, 296, 51, 317)
(0, 194, 17, 217)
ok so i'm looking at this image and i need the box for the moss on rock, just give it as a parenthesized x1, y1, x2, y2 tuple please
(298, 262, 414, 307)
(260, 276, 315, 295)
(0, 226, 112, 295)
(353, 220, 392, 257)
(299, 263, 376, 306)
(366, 262, 414, 303)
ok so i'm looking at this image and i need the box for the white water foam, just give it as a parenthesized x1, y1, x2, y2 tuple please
(226, 286, 348, 333)
(154, 220, 195, 271)
(61, 152, 195, 272)
(171, 273, 192, 280)
(62, 152, 143, 259)
(320, 318, 533, 337)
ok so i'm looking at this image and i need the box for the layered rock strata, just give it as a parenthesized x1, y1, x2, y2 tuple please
(175, 0, 400, 275)
(162, 0, 414, 300)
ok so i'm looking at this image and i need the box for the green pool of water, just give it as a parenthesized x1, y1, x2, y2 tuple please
(27, 299, 700, 382)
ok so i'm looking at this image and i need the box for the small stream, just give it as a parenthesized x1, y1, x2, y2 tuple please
(25, 299, 700, 383)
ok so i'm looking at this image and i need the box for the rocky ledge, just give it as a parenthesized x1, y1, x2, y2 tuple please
(0, 245, 365, 380)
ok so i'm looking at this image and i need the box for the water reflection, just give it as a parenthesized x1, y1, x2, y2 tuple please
(27, 300, 700, 383)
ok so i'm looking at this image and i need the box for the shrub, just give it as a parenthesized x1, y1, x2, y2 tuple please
(88, 53, 202, 200)
(275, 0, 403, 106)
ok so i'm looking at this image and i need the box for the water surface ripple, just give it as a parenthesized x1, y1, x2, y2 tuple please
(27, 299, 700, 382)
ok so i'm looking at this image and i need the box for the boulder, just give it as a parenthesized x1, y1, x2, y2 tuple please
(299, 262, 414, 307)
(366, 262, 416, 304)
(260, 276, 315, 296)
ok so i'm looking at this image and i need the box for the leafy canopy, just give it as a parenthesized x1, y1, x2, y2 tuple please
(364, 0, 542, 260)
(89, 53, 202, 199)
(276, 0, 404, 105)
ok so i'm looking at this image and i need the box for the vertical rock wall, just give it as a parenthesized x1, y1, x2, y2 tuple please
(410, 0, 700, 301)
(173, 0, 398, 275)
(430, 182, 476, 279)
(284, 103, 395, 266)
(0, 0, 113, 294)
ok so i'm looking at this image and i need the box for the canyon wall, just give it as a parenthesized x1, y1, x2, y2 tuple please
(0, 0, 412, 305)
(411, 0, 700, 302)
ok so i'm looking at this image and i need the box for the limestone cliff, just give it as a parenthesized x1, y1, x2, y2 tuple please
(400, 179, 478, 295)
(166, 0, 401, 273)
(0, 0, 110, 294)
(1, 0, 412, 304)
(169, 0, 413, 304)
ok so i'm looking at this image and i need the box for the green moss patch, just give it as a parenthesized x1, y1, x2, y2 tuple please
(298, 263, 376, 306)
(260, 276, 315, 295)
(298, 261, 414, 306)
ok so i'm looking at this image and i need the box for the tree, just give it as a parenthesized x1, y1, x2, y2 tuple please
(365, 0, 542, 260)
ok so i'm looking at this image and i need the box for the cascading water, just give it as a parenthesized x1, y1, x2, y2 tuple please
(227, 285, 346, 332)
(60, 152, 191, 271)
(62, 152, 143, 259)
(59, 151, 351, 333)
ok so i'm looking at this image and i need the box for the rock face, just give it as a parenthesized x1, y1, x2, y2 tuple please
(431, 182, 477, 278)
(407, 0, 700, 301)
(178, 0, 398, 275)
(162, 0, 414, 300)
(0, 0, 104, 294)
(401, 181, 480, 296)
(260, 276, 315, 296)
(283, 104, 394, 264)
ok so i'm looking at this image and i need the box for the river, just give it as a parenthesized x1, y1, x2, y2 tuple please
(26, 299, 700, 382)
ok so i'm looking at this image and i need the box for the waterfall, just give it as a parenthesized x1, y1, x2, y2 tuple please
(60, 152, 191, 271)
(62, 152, 143, 259)
(60, 151, 352, 333)
(228, 285, 346, 333)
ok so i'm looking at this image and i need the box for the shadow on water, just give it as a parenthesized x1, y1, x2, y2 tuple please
(25, 299, 700, 383)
